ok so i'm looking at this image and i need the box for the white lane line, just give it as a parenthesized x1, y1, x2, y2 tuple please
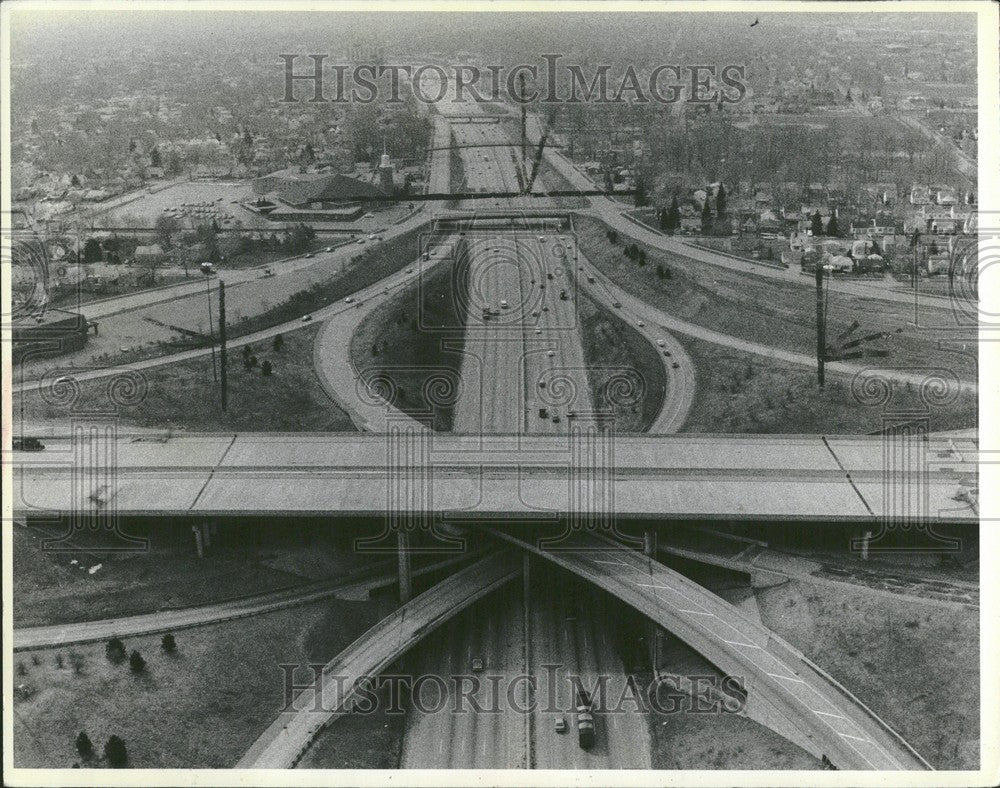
(722, 639, 761, 649)
(678, 609, 717, 617)
(766, 671, 806, 684)
(812, 709, 848, 720)
(838, 732, 873, 743)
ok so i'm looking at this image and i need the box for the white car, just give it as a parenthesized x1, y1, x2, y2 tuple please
(363, 212, 375, 219)
(301, 314, 312, 322)
(500, 300, 509, 309)
(368, 234, 377, 240)
(535, 328, 542, 335)
(656, 339, 665, 347)
(538, 235, 546, 242)
(637, 320, 645, 327)
(547, 350, 555, 357)
(325, 246, 333, 252)
(357, 238, 366, 244)
(406, 268, 413, 274)
(345, 297, 354, 303)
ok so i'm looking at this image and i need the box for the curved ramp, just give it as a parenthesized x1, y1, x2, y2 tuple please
(237, 552, 520, 768)
(490, 529, 931, 771)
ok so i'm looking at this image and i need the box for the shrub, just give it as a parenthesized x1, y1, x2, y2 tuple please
(76, 731, 94, 758)
(261, 360, 273, 376)
(55, 653, 64, 669)
(104, 735, 127, 768)
(161, 634, 176, 653)
(106, 638, 126, 663)
(272, 334, 284, 351)
(129, 650, 146, 673)
(69, 651, 85, 674)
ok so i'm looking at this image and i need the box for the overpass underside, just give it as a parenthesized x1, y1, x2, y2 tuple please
(432, 210, 572, 232)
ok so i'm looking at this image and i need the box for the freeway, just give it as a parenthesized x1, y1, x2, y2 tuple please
(401, 583, 528, 768)
(490, 528, 932, 771)
(237, 552, 520, 768)
(12, 553, 475, 652)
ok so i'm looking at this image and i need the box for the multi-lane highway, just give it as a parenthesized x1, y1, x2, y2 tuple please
(238, 553, 520, 769)
(491, 528, 931, 771)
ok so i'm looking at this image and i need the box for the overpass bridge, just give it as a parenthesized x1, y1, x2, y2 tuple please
(12, 431, 978, 524)
(236, 552, 520, 768)
(489, 528, 932, 771)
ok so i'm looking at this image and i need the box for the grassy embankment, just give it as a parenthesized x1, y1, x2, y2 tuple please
(572, 214, 977, 433)
(13, 323, 355, 432)
(576, 292, 666, 432)
(13, 595, 391, 768)
(350, 249, 468, 431)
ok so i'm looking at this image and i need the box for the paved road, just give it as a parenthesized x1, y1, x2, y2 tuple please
(530, 566, 653, 768)
(13, 554, 476, 652)
(238, 553, 520, 768)
(401, 583, 528, 768)
(492, 528, 931, 771)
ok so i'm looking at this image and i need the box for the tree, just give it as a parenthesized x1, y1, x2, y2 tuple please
(82, 238, 103, 264)
(150, 146, 162, 168)
(637, 249, 647, 266)
(155, 214, 181, 251)
(810, 211, 824, 236)
(70, 174, 81, 188)
(106, 638, 126, 663)
(76, 732, 94, 758)
(161, 634, 176, 653)
(701, 200, 713, 234)
(104, 736, 127, 768)
(666, 197, 681, 236)
(261, 359, 273, 376)
(715, 183, 727, 216)
(272, 334, 284, 352)
(128, 650, 146, 673)
(825, 213, 840, 237)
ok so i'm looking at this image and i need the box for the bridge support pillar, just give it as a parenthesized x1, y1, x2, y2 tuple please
(397, 530, 412, 604)
(192, 523, 205, 558)
(644, 529, 662, 672)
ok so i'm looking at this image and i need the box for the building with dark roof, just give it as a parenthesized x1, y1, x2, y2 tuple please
(249, 168, 395, 222)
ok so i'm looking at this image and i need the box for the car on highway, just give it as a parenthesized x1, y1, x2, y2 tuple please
(535, 328, 542, 335)
(663, 350, 671, 356)
(500, 299, 509, 309)
(554, 716, 567, 734)
(406, 268, 413, 274)
(637, 320, 645, 327)
(586, 275, 595, 283)
(552, 414, 561, 424)
(301, 314, 312, 322)
(471, 657, 484, 672)
(656, 339, 665, 347)
(363, 212, 375, 219)
(357, 238, 366, 244)
(304, 252, 314, 258)
(613, 301, 621, 308)
(538, 235, 546, 242)
(325, 246, 333, 252)
(672, 362, 680, 369)
(345, 297, 354, 303)
(546, 350, 555, 357)
(368, 234, 377, 240)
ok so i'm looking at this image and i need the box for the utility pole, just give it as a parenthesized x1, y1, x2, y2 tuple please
(519, 72, 528, 181)
(815, 263, 825, 387)
(218, 279, 227, 412)
(204, 273, 218, 383)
